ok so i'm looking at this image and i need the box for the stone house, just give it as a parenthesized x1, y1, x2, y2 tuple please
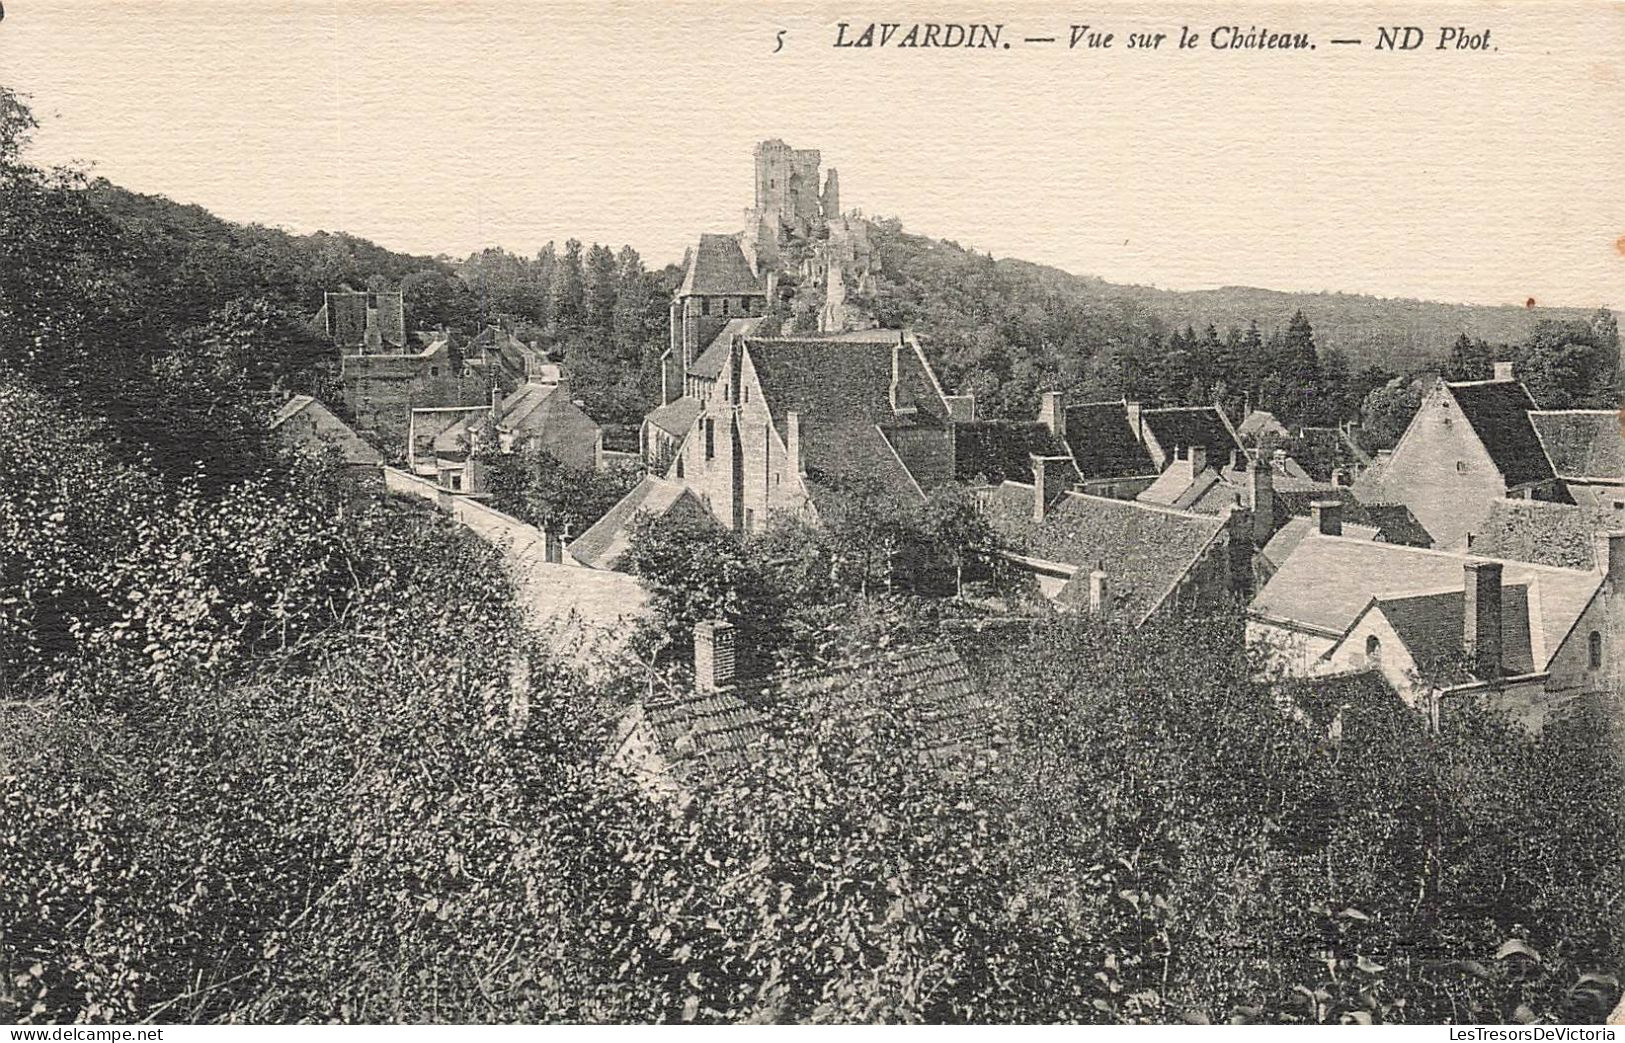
(1361, 366, 1569, 550)
(646, 326, 956, 534)
(341, 331, 486, 446)
(1249, 501, 1622, 729)
(977, 462, 1250, 623)
(269, 394, 381, 473)
(410, 381, 602, 494)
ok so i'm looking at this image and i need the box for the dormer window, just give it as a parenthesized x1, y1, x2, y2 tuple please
(1590, 631, 1604, 670)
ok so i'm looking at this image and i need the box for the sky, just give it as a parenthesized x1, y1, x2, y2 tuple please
(3, 0, 1622, 308)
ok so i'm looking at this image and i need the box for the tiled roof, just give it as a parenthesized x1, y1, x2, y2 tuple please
(569, 474, 711, 570)
(688, 318, 761, 380)
(1445, 380, 1556, 488)
(500, 382, 563, 432)
(1137, 465, 1225, 511)
(646, 643, 993, 787)
(1372, 584, 1536, 680)
(953, 420, 1071, 485)
(270, 395, 382, 466)
(980, 482, 1229, 624)
(644, 397, 701, 438)
(1471, 498, 1622, 571)
(746, 336, 947, 513)
(1064, 400, 1157, 479)
(1259, 516, 1381, 570)
(1270, 487, 1433, 548)
(1249, 532, 1601, 669)
(642, 687, 766, 777)
(678, 234, 765, 297)
(1529, 410, 1624, 481)
(1141, 406, 1244, 465)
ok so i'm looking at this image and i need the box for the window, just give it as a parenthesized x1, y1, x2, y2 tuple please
(1614, 500, 1624, 511)
(1365, 635, 1381, 661)
(1456, 461, 1468, 473)
(429, 366, 440, 376)
(745, 508, 755, 530)
(701, 299, 711, 316)
(704, 419, 715, 460)
(1590, 631, 1604, 670)
(722, 298, 731, 316)
(676, 456, 684, 479)
(450, 473, 462, 492)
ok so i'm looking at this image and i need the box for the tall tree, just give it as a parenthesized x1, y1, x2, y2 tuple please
(549, 238, 586, 334)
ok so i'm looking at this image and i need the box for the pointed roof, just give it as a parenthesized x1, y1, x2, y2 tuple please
(1366, 584, 1536, 681)
(678, 234, 765, 297)
(270, 395, 316, 428)
(568, 475, 712, 570)
(1529, 409, 1624, 482)
(744, 334, 949, 513)
(1443, 379, 1556, 488)
(1250, 532, 1601, 670)
(1063, 400, 1157, 479)
(644, 397, 702, 439)
(952, 420, 1072, 486)
(687, 317, 761, 380)
(980, 482, 1230, 624)
(1140, 405, 1244, 465)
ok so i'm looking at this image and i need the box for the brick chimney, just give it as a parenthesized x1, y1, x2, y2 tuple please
(1088, 565, 1109, 617)
(1039, 390, 1068, 444)
(1186, 444, 1207, 476)
(694, 620, 737, 692)
(1463, 561, 1503, 678)
(1596, 531, 1625, 591)
(1247, 455, 1275, 546)
(1311, 499, 1343, 537)
(543, 529, 564, 564)
(1492, 360, 1514, 381)
(1030, 453, 1071, 522)
(785, 410, 805, 476)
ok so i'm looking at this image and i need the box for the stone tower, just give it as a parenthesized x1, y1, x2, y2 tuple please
(753, 139, 824, 239)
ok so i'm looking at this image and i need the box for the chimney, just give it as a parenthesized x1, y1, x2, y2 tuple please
(1248, 455, 1275, 546)
(544, 529, 564, 564)
(1311, 499, 1343, 537)
(1088, 565, 1109, 617)
(490, 385, 502, 417)
(1463, 561, 1504, 678)
(1493, 360, 1514, 381)
(1030, 453, 1071, 522)
(694, 620, 738, 691)
(785, 410, 805, 476)
(1596, 531, 1625, 590)
(1187, 444, 1207, 476)
(1039, 390, 1068, 443)
(728, 334, 745, 405)
(1124, 400, 1143, 443)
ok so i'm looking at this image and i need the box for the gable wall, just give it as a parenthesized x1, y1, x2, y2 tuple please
(1383, 384, 1509, 549)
